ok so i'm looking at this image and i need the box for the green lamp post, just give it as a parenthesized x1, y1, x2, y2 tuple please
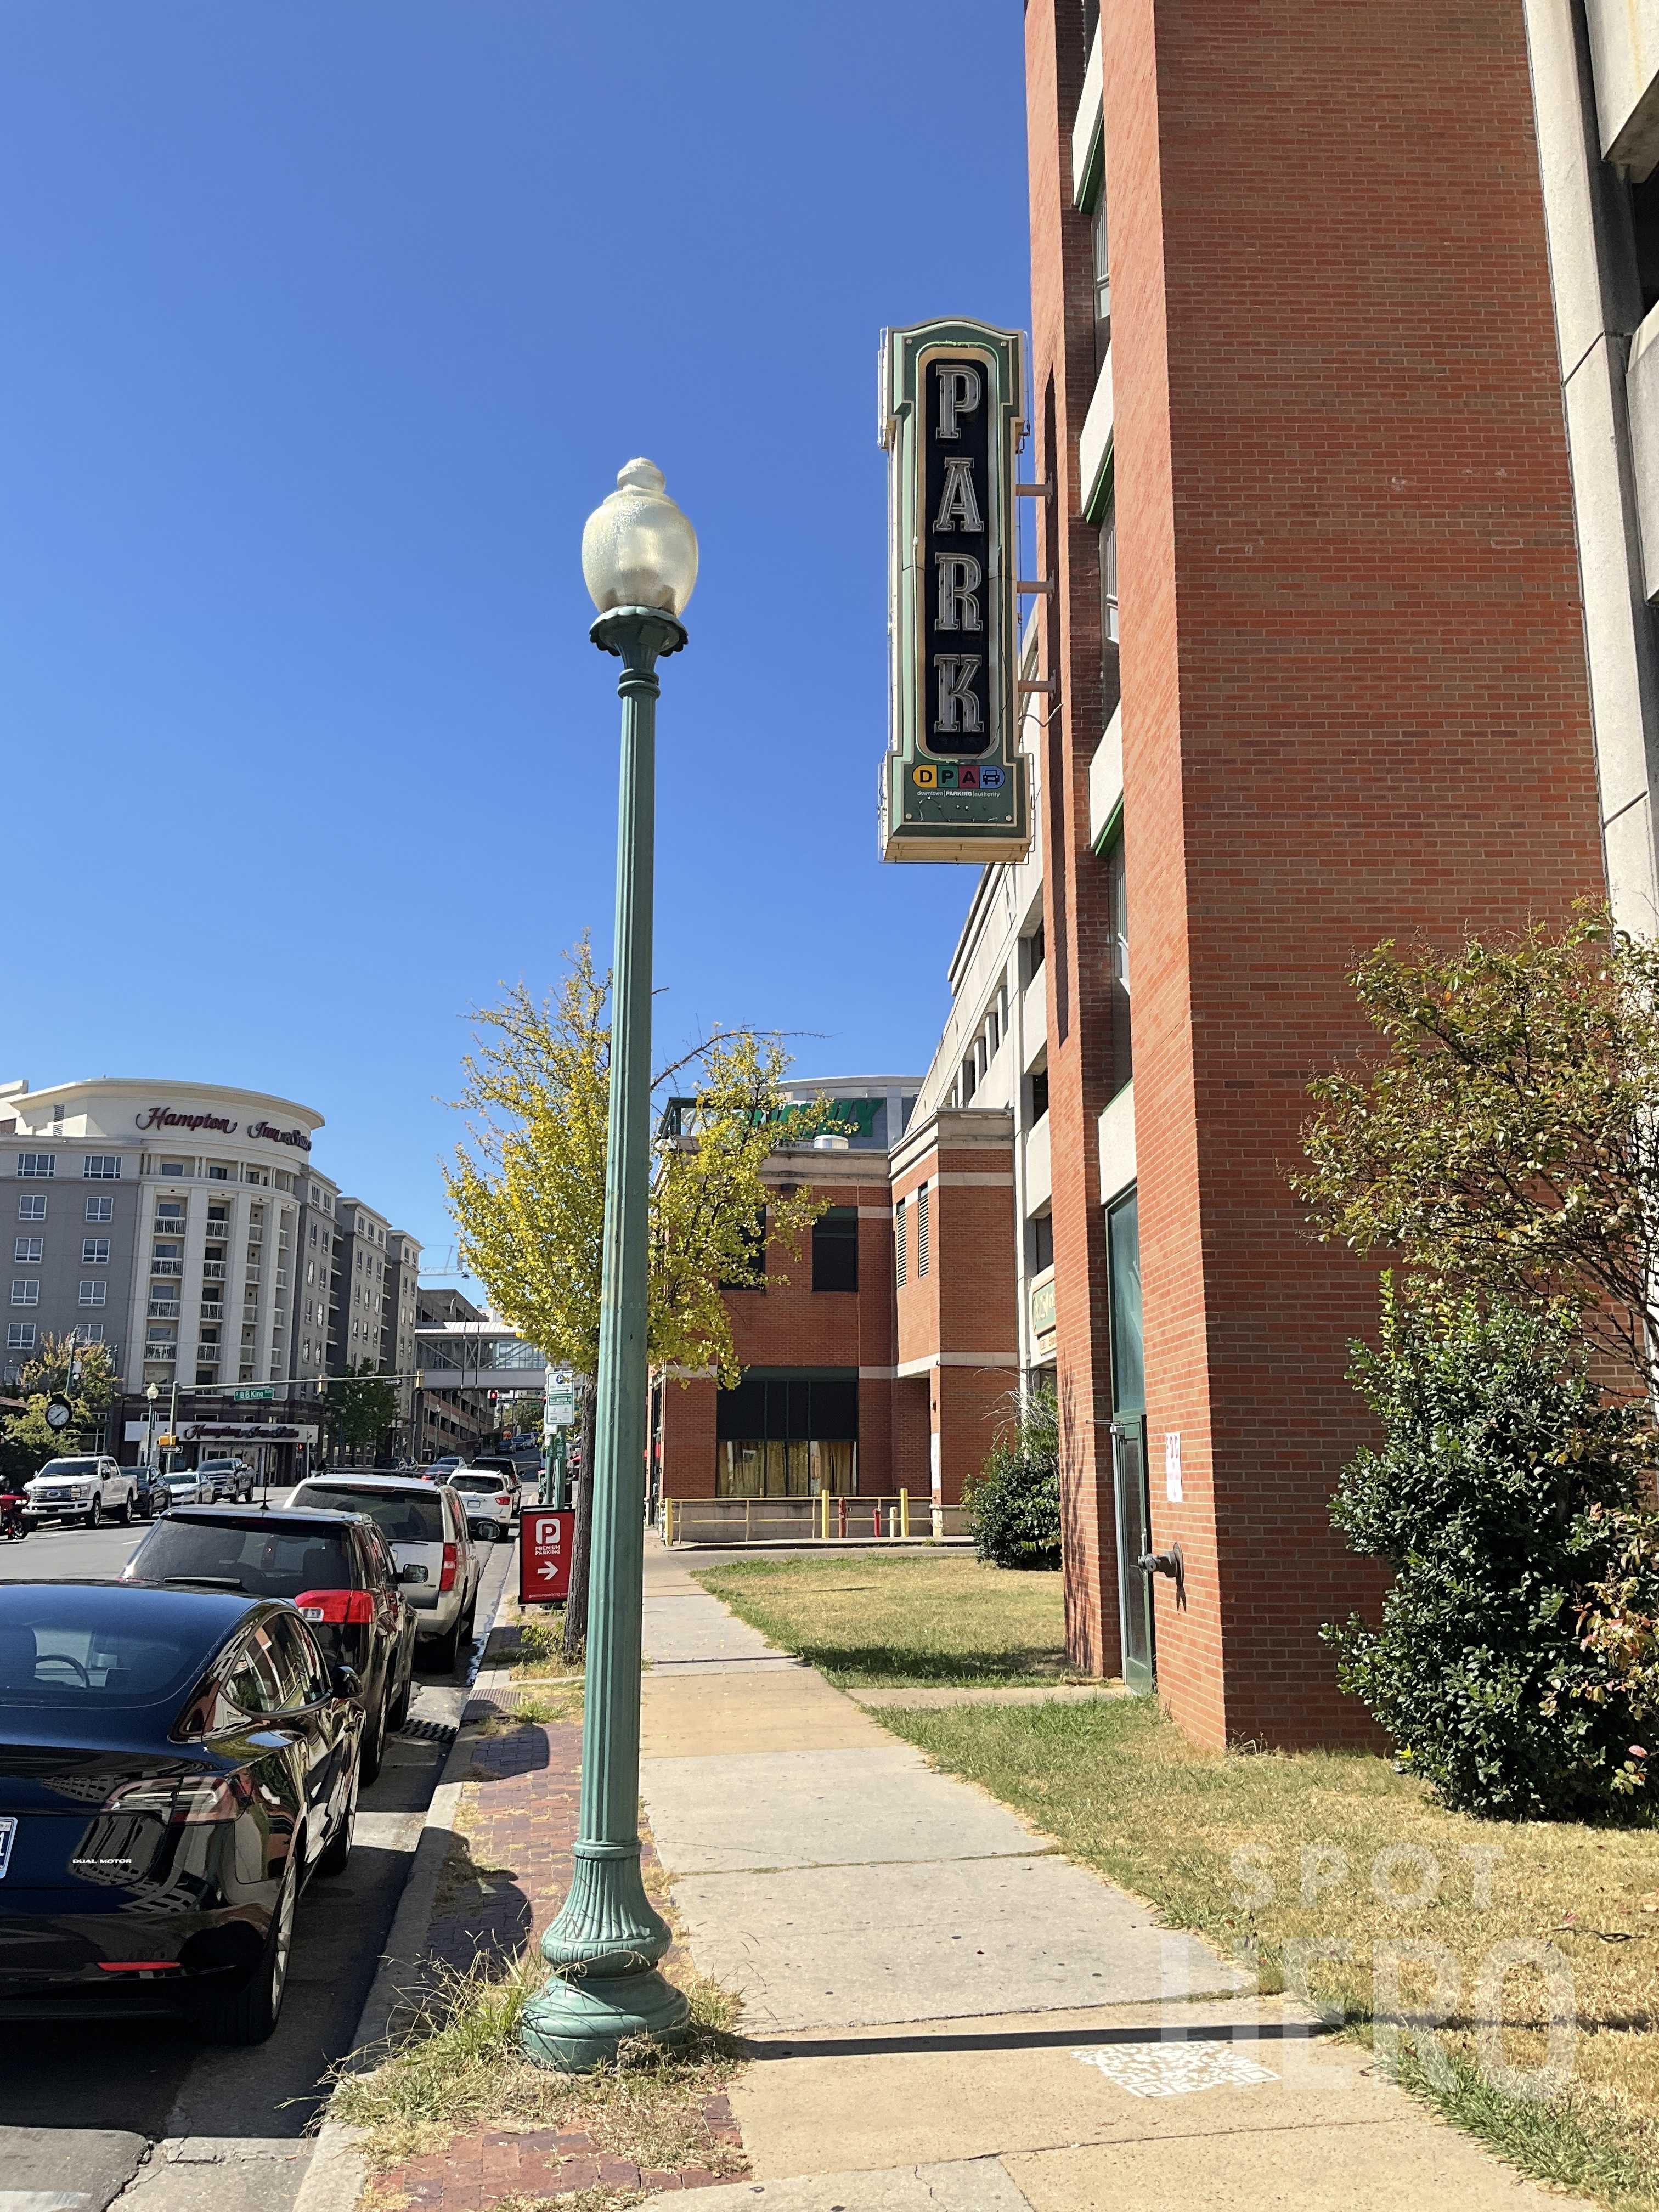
(518, 458, 698, 2072)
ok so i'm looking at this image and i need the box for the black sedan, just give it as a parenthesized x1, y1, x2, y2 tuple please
(121, 1508, 417, 1785)
(0, 1580, 362, 2042)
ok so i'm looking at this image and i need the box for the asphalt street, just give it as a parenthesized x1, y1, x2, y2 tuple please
(0, 1500, 517, 2212)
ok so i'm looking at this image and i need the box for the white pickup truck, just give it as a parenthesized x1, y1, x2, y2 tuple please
(24, 1455, 138, 1528)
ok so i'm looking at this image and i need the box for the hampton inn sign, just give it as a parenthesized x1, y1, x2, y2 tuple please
(879, 317, 1031, 864)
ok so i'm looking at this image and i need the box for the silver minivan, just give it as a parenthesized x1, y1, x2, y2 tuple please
(288, 1473, 481, 1668)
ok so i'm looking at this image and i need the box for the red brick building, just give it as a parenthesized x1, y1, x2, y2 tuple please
(1013, 0, 1607, 1746)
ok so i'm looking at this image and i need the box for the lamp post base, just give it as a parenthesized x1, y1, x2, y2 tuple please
(518, 1966, 691, 2073)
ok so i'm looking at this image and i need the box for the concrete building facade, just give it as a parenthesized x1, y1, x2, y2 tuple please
(1523, 0, 1659, 931)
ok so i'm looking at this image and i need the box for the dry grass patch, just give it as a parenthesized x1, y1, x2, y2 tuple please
(328, 1951, 744, 2175)
(881, 1695, 1659, 2208)
(694, 1553, 1069, 1687)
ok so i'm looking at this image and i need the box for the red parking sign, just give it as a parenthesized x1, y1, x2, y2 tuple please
(520, 1509, 574, 1604)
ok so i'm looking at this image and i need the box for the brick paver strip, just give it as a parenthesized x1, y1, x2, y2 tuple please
(378, 1713, 746, 2212)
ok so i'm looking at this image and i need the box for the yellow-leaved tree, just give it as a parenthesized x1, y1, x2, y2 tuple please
(445, 936, 836, 1652)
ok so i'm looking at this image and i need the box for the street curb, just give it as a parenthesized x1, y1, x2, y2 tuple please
(290, 1547, 518, 2212)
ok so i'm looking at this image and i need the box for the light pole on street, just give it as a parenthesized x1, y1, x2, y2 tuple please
(518, 458, 697, 2073)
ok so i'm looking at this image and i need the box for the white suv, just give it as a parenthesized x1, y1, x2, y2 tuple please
(289, 1473, 482, 1669)
(25, 1455, 138, 1529)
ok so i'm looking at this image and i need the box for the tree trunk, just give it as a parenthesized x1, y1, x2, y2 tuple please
(561, 1378, 596, 1662)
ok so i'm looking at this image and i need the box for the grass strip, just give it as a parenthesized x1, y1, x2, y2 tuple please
(329, 1950, 744, 2174)
(693, 1553, 1070, 1687)
(877, 1696, 1659, 2210)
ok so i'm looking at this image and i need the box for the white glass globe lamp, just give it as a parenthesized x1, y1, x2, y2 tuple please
(581, 459, 698, 618)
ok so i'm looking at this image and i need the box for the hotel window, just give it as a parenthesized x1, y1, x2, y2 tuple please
(13, 1239, 42, 1265)
(17, 1155, 54, 1178)
(1104, 828, 1132, 1092)
(83, 1156, 122, 1179)
(85, 1195, 113, 1223)
(72, 1322, 105, 1345)
(917, 1183, 931, 1277)
(208, 1163, 230, 1180)
(160, 1160, 188, 1176)
(811, 1209, 859, 1293)
(11, 1281, 39, 1306)
(895, 1199, 907, 1285)
(79, 1280, 107, 1307)
(7, 1323, 36, 1352)
(18, 1194, 46, 1222)
(82, 1239, 110, 1265)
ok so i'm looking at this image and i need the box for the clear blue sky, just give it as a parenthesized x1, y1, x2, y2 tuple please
(1, 3, 1030, 1284)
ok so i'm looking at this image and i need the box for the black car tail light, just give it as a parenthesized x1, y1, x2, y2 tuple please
(103, 1773, 253, 1825)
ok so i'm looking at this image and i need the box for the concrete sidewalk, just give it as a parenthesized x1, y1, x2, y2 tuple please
(637, 1540, 1561, 2212)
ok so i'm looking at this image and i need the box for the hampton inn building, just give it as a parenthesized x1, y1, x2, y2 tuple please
(0, 1079, 419, 1480)
(659, 0, 1659, 1756)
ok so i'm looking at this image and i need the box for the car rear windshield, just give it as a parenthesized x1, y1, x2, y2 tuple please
(0, 1594, 216, 1709)
(294, 1485, 445, 1543)
(35, 1460, 99, 1480)
(450, 1474, 505, 1494)
(129, 1519, 356, 1599)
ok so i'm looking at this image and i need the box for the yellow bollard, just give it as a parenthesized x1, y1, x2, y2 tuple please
(820, 1489, 831, 1542)
(899, 1489, 910, 1539)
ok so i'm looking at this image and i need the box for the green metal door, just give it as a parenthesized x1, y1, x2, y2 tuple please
(1107, 1189, 1154, 1691)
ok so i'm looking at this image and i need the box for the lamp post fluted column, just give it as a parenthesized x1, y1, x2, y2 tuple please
(520, 460, 697, 2074)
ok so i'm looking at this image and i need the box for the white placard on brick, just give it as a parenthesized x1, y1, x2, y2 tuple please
(1164, 1430, 1183, 1503)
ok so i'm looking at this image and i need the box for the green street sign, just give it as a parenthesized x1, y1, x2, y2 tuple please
(232, 1386, 274, 1403)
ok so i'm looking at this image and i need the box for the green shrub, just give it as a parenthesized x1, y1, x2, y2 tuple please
(1325, 1277, 1656, 1818)
(966, 1383, 1062, 1570)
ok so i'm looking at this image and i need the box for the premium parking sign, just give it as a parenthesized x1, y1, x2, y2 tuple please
(520, 1508, 575, 1604)
(878, 317, 1031, 862)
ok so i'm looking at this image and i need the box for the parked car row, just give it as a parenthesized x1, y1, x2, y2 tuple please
(0, 1469, 497, 2045)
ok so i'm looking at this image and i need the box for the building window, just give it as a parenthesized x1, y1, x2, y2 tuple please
(714, 1372, 859, 1498)
(208, 1164, 230, 1180)
(960, 1051, 977, 1104)
(812, 1209, 859, 1293)
(17, 1155, 54, 1178)
(917, 1183, 931, 1278)
(1023, 923, 1045, 983)
(719, 1207, 768, 1291)
(83, 1156, 122, 1180)
(895, 1199, 907, 1285)
(84, 1195, 113, 1223)
(72, 1322, 104, 1344)
(1099, 498, 1118, 651)
(1089, 182, 1110, 367)
(6, 1323, 36, 1352)
(13, 1239, 42, 1265)
(11, 1282, 39, 1307)
(1105, 829, 1132, 1092)
(81, 1239, 110, 1265)
(1029, 1210, 1054, 1274)
(159, 1160, 188, 1176)
(1029, 1065, 1049, 1124)
(18, 1194, 46, 1222)
(78, 1280, 107, 1307)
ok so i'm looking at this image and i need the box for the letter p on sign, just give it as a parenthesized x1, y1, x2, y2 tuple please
(520, 1509, 574, 1604)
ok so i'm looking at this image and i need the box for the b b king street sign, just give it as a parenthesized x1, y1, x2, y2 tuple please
(878, 317, 1031, 864)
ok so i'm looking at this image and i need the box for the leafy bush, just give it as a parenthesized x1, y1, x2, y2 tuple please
(1325, 1278, 1656, 1818)
(966, 1383, 1062, 1570)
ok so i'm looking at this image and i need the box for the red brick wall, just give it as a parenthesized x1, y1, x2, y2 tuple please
(655, 1164, 898, 1502)
(1029, 0, 1606, 1744)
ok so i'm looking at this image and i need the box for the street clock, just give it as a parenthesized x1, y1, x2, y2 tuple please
(44, 1395, 74, 1433)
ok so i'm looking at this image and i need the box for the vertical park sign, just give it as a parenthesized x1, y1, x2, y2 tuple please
(879, 318, 1031, 862)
